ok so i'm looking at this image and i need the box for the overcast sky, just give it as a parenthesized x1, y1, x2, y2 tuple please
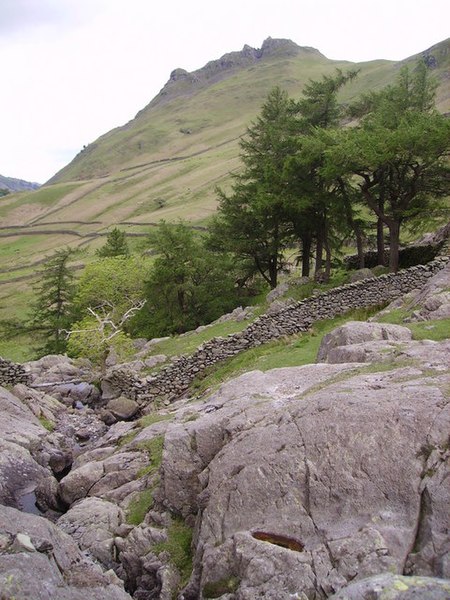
(0, 0, 448, 184)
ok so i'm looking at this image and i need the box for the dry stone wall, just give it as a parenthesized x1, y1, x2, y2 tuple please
(0, 357, 30, 386)
(104, 255, 449, 407)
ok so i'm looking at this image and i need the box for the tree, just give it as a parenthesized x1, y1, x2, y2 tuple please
(210, 87, 299, 288)
(285, 69, 359, 279)
(96, 227, 129, 257)
(133, 221, 241, 337)
(324, 63, 450, 271)
(30, 248, 78, 355)
(73, 255, 149, 324)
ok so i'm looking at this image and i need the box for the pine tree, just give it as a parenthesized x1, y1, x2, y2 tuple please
(30, 248, 77, 355)
(96, 227, 129, 257)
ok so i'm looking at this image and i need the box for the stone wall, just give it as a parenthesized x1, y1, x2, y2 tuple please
(0, 357, 30, 386)
(104, 255, 449, 407)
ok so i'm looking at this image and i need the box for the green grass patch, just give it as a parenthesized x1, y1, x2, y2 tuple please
(407, 318, 450, 341)
(0, 183, 80, 217)
(146, 308, 264, 359)
(153, 517, 193, 587)
(126, 486, 156, 526)
(38, 416, 55, 431)
(136, 435, 165, 477)
(377, 309, 450, 342)
(138, 413, 174, 427)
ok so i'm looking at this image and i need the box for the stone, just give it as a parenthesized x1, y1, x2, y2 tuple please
(58, 497, 125, 567)
(329, 573, 450, 599)
(0, 504, 132, 599)
(59, 460, 105, 506)
(317, 320, 413, 362)
(349, 267, 374, 282)
(11, 533, 36, 552)
(106, 396, 139, 420)
(158, 349, 450, 598)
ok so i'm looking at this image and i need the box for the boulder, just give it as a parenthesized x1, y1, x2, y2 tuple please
(349, 267, 374, 282)
(59, 451, 148, 506)
(317, 320, 412, 362)
(106, 396, 140, 420)
(0, 385, 46, 448)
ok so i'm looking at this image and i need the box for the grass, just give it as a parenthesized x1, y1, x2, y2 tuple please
(126, 486, 156, 526)
(38, 416, 55, 431)
(376, 308, 450, 342)
(138, 413, 174, 427)
(153, 517, 193, 588)
(136, 435, 165, 477)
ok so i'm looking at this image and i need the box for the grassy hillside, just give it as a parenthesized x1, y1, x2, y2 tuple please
(0, 37, 449, 360)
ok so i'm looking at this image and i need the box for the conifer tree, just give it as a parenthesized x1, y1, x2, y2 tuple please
(30, 248, 77, 355)
(97, 227, 129, 257)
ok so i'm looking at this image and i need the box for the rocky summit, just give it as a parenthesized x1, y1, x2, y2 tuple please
(0, 263, 450, 599)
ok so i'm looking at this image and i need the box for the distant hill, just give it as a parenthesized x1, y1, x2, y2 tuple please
(0, 174, 40, 193)
(0, 37, 448, 271)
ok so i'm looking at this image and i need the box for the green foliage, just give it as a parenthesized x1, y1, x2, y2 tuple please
(322, 62, 450, 271)
(132, 221, 242, 338)
(30, 248, 78, 355)
(73, 255, 149, 323)
(210, 87, 299, 288)
(66, 317, 135, 366)
(153, 517, 193, 586)
(96, 227, 129, 257)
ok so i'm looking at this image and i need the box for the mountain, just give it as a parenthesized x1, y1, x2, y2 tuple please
(0, 37, 449, 330)
(0, 174, 40, 193)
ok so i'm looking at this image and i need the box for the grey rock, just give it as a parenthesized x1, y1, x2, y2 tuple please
(317, 320, 412, 362)
(58, 497, 125, 567)
(350, 267, 374, 282)
(159, 353, 450, 598)
(106, 396, 139, 420)
(329, 573, 450, 599)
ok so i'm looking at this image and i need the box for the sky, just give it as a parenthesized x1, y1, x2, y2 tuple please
(0, 0, 449, 184)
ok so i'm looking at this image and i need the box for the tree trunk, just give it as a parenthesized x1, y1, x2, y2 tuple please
(377, 217, 386, 266)
(388, 221, 400, 272)
(301, 234, 312, 277)
(314, 230, 324, 280)
(356, 226, 365, 269)
(324, 237, 331, 283)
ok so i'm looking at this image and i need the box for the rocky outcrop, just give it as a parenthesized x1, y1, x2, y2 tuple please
(149, 38, 322, 108)
(157, 345, 450, 598)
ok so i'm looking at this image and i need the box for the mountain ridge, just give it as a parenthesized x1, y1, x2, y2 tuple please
(0, 174, 40, 193)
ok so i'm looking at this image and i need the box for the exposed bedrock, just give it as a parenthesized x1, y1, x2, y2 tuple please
(157, 351, 450, 598)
